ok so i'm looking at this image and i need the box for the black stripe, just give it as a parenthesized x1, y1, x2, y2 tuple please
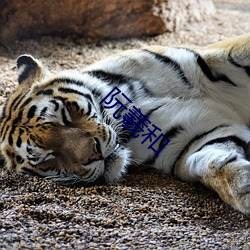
(54, 96, 68, 103)
(0, 94, 26, 134)
(142, 85, 155, 98)
(49, 78, 86, 87)
(34, 122, 54, 130)
(19, 128, 24, 136)
(171, 124, 230, 175)
(16, 128, 24, 148)
(36, 89, 54, 96)
(196, 55, 217, 81)
(88, 70, 131, 86)
(8, 114, 20, 145)
(16, 136, 22, 148)
(22, 167, 43, 177)
(196, 55, 237, 86)
(1, 125, 9, 143)
(89, 70, 140, 99)
(61, 108, 71, 125)
(160, 126, 184, 149)
(26, 145, 33, 154)
(195, 135, 247, 153)
(20, 97, 33, 110)
(27, 105, 37, 119)
(143, 50, 191, 86)
(12, 94, 25, 111)
(72, 102, 80, 111)
(40, 107, 48, 117)
(16, 110, 23, 125)
(13, 117, 19, 126)
(119, 105, 164, 145)
(0, 116, 8, 138)
(1, 105, 12, 135)
(225, 155, 237, 164)
(144, 105, 163, 118)
(184, 48, 237, 87)
(86, 102, 92, 116)
(58, 87, 85, 96)
(8, 133, 13, 145)
(90, 114, 97, 119)
(35, 111, 46, 122)
(27, 156, 40, 162)
(145, 125, 184, 165)
(89, 70, 154, 99)
(127, 83, 136, 100)
(92, 88, 102, 98)
(228, 51, 250, 77)
(8, 114, 21, 145)
(16, 155, 24, 164)
(100, 103, 105, 116)
(58, 87, 94, 105)
(48, 77, 102, 104)
(50, 100, 59, 112)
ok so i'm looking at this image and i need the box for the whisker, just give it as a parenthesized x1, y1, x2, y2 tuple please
(129, 158, 145, 167)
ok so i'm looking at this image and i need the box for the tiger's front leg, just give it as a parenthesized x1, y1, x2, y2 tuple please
(175, 145, 250, 214)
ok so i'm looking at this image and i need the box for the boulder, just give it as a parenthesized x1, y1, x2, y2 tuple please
(0, 0, 215, 44)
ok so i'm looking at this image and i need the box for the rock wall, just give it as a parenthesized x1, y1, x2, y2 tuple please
(0, 0, 215, 44)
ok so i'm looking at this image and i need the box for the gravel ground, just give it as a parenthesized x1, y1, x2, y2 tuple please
(0, 0, 250, 249)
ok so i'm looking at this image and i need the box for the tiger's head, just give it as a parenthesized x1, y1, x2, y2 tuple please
(0, 55, 130, 185)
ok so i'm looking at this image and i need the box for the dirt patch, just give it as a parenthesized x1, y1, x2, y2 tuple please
(0, 0, 250, 249)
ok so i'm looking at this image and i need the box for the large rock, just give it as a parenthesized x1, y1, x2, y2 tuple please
(0, 0, 215, 44)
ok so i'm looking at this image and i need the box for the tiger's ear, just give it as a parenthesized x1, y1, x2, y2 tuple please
(17, 55, 44, 86)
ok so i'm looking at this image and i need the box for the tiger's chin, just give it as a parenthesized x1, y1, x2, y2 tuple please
(45, 145, 131, 186)
(103, 145, 131, 184)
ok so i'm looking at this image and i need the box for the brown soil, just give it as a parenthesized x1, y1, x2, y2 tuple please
(0, 0, 250, 249)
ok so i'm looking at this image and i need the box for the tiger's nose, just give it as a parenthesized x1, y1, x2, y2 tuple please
(89, 138, 103, 161)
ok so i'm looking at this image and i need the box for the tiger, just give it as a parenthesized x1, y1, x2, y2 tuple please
(1, 33, 250, 214)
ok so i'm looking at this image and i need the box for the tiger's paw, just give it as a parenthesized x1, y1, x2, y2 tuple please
(206, 156, 250, 214)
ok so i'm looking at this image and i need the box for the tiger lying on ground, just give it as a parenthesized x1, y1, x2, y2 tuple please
(1, 34, 250, 214)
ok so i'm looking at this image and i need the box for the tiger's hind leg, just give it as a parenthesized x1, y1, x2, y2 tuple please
(176, 144, 250, 214)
